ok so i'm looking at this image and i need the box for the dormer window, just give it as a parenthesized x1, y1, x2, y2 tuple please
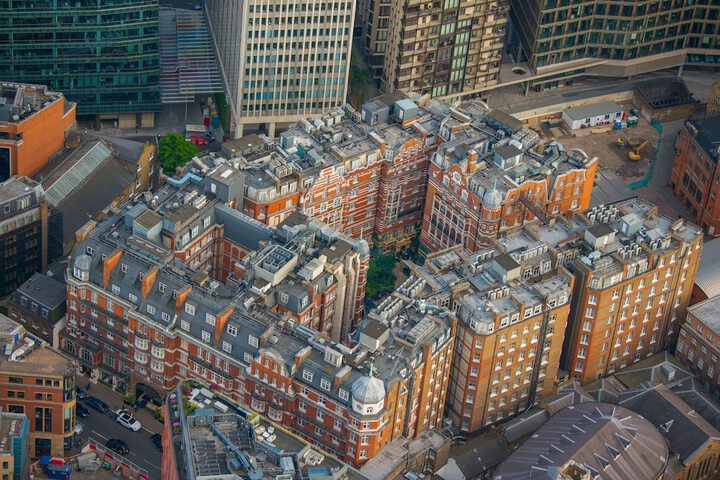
(85, 246, 94, 255)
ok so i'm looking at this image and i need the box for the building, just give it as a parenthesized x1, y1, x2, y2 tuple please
(561, 101, 624, 130)
(358, 430, 450, 480)
(358, 0, 508, 98)
(633, 78, 698, 123)
(0, 412, 29, 480)
(690, 237, 720, 305)
(420, 103, 597, 254)
(669, 116, 720, 236)
(0, 2, 160, 124)
(510, 0, 720, 92)
(493, 402, 669, 480)
(162, 380, 369, 480)
(541, 200, 704, 385)
(7, 273, 67, 348)
(221, 93, 431, 253)
(0, 82, 76, 181)
(40, 139, 158, 250)
(0, 177, 61, 297)
(377, 231, 574, 432)
(0, 315, 76, 458)
(676, 297, 720, 396)
(585, 352, 720, 480)
(205, 0, 355, 138)
(62, 173, 456, 466)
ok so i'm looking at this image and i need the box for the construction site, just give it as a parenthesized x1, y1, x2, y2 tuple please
(530, 105, 660, 184)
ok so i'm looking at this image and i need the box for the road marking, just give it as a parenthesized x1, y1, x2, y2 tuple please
(129, 452, 137, 457)
(91, 430, 108, 441)
(144, 459, 161, 471)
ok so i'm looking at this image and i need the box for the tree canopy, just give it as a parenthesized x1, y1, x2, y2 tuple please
(159, 133, 199, 175)
(366, 254, 397, 299)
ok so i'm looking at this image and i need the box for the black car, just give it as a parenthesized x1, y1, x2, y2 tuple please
(75, 387, 87, 400)
(84, 396, 109, 414)
(106, 438, 129, 455)
(151, 433, 162, 451)
(76, 404, 90, 418)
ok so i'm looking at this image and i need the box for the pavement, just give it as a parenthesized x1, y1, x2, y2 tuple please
(77, 373, 164, 434)
(72, 374, 163, 479)
(634, 118, 692, 221)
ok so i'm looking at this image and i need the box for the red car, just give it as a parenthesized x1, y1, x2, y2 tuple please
(188, 136, 208, 146)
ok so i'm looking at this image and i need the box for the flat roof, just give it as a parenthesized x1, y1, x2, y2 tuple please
(563, 101, 622, 121)
(17, 273, 67, 310)
(590, 170, 637, 208)
(687, 296, 720, 334)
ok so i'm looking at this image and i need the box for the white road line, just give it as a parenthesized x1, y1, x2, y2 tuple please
(143, 459, 161, 470)
(129, 451, 137, 457)
(91, 430, 108, 441)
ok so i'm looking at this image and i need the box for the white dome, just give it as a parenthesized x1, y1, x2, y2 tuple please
(74, 254, 92, 271)
(351, 375, 386, 404)
(483, 188, 503, 209)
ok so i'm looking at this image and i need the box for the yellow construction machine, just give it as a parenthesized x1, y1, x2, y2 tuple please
(627, 140, 650, 161)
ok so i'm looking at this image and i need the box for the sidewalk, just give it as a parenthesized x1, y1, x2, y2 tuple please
(77, 373, 164, 434)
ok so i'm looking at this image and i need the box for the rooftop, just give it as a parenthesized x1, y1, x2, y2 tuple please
(687, 296, 720, 334)
(0, 176, 42, 205)
(0, 314, 73, 377)
(693, 236, 720, 299)
(687, 116, 720, 161)
(493, 402, 668, 480)
(563, 101, 622, 120)
(16, 273, 67, 310)
(173, 381, 363, 480)
(0, 82, 70, 124)
(0, 412, 27, 455)
(359, 430, 449, 480)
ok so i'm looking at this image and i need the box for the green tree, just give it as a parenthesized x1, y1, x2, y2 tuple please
(159, 133, 199, 175)
(366, 254, 397, 299)
(349, 50, 371, 109)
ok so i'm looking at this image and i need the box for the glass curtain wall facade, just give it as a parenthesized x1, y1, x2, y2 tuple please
(511, 0, 720, 89)
(0, 0, 160, 116)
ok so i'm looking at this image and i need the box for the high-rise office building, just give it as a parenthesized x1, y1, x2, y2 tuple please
(0, 1, 160, 125)
(510, 0, 720, 91)
(359, 0, 508, 98)
(205, 0, 355, 138)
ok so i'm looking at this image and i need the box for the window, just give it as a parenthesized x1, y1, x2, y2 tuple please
(339, 389, 349, 401)
(159, 283, 166, 293)
(205, 313, 216, 326)
(128, 293, 137, 303)
(222, 341, 232, 353)
(227, 324, 238, 337)
(180, 320, 190, 331)
(202, 331, 211, 342)
(161, 312, 171, 322)
(111, 284, 120, 295)
(303, 370, 314, 382)
(320, 378, 331, 391)
(248, 335, 259, 347)
(121, 263, 128, 273)
(146, 305, 156, 315)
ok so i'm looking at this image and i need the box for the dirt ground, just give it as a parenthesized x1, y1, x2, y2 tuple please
(530, 108, 660, 184)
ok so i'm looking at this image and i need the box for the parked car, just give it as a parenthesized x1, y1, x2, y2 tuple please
(114, 409, 142, 432)
(151, 433, 162, 451)
(84, 396, 108, 414)
(188, 135, 208, 146)
(106, 438, 129, 455)
(76, 404, 90, 418)
(75, 387, 87, 400)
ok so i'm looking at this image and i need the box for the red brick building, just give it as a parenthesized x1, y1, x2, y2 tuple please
(0, 82, 76, 181)
(669, 116, 720, 236)
(0, 315, 76, 458)
(676, 296, 720, 396)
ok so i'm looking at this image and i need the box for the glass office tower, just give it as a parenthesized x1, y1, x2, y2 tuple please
(0, 0, 160, 122)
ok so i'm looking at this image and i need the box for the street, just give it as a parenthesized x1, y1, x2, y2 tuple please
(75, 403, 162, 479)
